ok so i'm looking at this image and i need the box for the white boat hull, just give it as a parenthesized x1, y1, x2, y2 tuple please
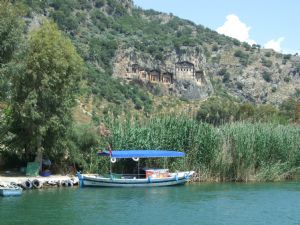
(78, 171, 194, 187)
(0, 187, 23, 197)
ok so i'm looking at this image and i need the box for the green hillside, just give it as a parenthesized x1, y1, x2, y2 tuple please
(2, 0, 299, 120)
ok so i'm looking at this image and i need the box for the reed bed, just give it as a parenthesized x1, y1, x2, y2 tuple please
(106, 116, 300, 182)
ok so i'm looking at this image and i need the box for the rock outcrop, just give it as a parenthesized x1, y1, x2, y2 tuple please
(113, 46, 214, 100)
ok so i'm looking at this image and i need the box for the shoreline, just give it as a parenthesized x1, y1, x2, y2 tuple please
(0, 174, 79, 189)
(1, 169, 299, 189)
(1, 174, 299, 187)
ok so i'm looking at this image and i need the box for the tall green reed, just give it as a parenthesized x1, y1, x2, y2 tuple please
(105, 115, 300, 181)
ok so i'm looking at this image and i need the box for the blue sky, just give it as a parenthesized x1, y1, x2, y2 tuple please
(134, 0, 299, 54)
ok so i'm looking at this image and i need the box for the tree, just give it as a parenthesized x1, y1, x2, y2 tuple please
(7, 20, 84, 161)
(0, 1, 24, 100)
(280, 97, 300, 123)
(196, 97, 238, 126)
(0, 1, 23, 64)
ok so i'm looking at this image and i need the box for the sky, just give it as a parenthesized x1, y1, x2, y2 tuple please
(133, 0, 300, 54)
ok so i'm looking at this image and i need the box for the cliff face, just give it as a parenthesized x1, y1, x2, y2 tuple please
(215, 48, 300, 104)
(107, 4, 300, 103)
(112, 45, 213, 99)
(19, 0, 300, 105)
(113, 42, 300, 103)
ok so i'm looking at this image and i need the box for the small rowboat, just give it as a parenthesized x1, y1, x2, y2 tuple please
(77, 150, 195, 188)
(0, 185, 23, 197)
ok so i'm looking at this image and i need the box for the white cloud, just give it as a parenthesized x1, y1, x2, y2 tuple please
(217, 14, 256, 45)
(264, 37, 285, 52)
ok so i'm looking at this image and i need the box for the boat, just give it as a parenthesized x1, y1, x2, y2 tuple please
(0, 184, 23, 197)
(77, 150, 195, 187)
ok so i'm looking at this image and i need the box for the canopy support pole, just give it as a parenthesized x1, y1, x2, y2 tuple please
(109, 159, 112, 179)
(138, 160, 141, 178)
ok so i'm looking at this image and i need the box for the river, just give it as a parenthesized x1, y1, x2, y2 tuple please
(1, 182, 299, 225)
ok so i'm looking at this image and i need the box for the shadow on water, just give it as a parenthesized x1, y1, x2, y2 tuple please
(1, 182, 300, 225)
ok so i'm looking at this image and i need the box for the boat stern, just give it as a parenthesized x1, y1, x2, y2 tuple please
(76, 171, 84, 188)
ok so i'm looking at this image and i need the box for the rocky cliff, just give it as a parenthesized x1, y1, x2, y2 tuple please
(113, 43, 299, 104)
(17, 0, 300, 106)
(108, 3, 300, 104)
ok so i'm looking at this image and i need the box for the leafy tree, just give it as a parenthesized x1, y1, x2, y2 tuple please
(242, 42, 251, 51)
(66, 124, 101, 172)
(254, 104, 284, 123)
(236, 103, 255, 120)
(233, 39, 241, 46)
(0, 2, 23, 64)
(196, 97, 238, 126)
(0, 2, 24, 100)
(88, 37, 117, 74)
(280, 98, 300, 123)
(7, 20, 84, 161)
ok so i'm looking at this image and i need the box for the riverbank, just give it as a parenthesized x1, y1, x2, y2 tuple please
(0, 173, 79, 189)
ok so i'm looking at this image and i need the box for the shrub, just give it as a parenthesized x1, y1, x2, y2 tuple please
(233, 39, 241, 46)
(283, 54, 292, 60)
(211, 56, 220, 64)
(95, 0, 106, 8)
(261, 57, 273, 68)
(236, 81, 244, 90)
(212, 44, 219, 51)
(262, 71, 272, 82)
(218, 68, 227, 76)
(234, 50, 243, 57)
(234, 50, 249, 66)
(265, 52, 271, 57)
(242, 42, 251, 51)
(222, 72, 230, 83)
(284, 77, 290, 83)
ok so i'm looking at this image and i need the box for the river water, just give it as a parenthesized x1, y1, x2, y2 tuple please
(1, 182, 299, 225)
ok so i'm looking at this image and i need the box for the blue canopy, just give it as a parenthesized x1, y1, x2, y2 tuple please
(97, 150, 185, 158)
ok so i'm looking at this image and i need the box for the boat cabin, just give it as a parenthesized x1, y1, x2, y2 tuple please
(144, 168, 170, 178)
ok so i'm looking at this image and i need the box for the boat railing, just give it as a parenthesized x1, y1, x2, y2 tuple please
(103, 173, 146, 179)
(103, 172, 173, 179)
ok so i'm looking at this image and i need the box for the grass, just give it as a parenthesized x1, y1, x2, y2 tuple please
(103, 116, 300, 182)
